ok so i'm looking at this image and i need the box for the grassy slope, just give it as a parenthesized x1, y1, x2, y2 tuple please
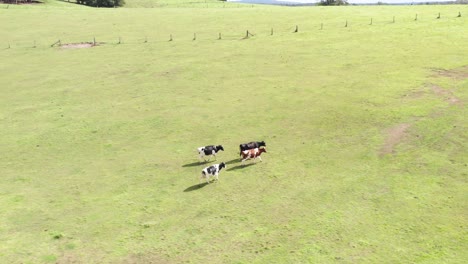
(123, 0, 231, 8)
(0, 2, 467, 263)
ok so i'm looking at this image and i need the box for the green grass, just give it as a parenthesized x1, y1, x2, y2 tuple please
(123, 0, 234, 8)
(0, 2, 467, 263)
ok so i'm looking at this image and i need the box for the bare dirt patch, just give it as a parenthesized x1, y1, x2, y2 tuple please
(429, 84, 462, 106)
(60, 42, 96, 49)
(380, 123, 412, 156)
(56, 252, 80, 264)
(56, 250, 107, 264)
(120, 253, 173, 264)
(402, 89, 427, 100)
(154, 68, 183, 79)
(431, 66, 468, 80)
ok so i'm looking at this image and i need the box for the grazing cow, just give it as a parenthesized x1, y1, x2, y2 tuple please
(197, 145, 224, 161)
(239, 141, 266, 156)
(200, 162, 226, 184)
(241, 148, 267, 165)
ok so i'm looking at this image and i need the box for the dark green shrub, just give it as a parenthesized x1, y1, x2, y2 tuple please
(82, 0, 125, 7)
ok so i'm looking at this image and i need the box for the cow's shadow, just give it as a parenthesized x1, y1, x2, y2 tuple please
(226, 163, 256, 171)
(182, 161, 211, 167)
(183, 182, 209, 192)
(225, 158, 241, 165)
(182, 158, 239, 168)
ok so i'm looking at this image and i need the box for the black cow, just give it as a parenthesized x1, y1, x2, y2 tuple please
(197, 145, 224, 161)
(239, 141, 266, 156)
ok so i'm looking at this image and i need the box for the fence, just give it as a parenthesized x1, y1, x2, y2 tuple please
(1, 11, 463, 50)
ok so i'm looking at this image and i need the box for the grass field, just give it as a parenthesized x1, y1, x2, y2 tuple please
(1, 1, 467, 263)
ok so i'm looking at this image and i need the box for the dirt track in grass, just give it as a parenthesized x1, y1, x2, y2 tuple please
(380, 65, 466, 156)
(431, 65, 468, 80)
(60, 43, 96, 49)
(380, 123, 412, 156)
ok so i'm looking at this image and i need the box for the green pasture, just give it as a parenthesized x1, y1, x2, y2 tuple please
(0, 1, 467, 263)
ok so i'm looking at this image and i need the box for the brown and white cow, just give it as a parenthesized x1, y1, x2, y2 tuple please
(241, 148, 267, 165)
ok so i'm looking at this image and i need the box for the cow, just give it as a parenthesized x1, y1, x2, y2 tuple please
(200, 162, 226, 184)
(241, 148, 267, 165)
(239, 141, 266, 156)
(197, 145, 224, 161)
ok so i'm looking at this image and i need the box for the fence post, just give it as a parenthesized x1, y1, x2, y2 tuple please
(50, 40, 61, 47)
(169, 34, 173, 41)
(193, 33, 196, 41)
(93, 37, 96, 45)
(118, 37, 121, 44)
(370, 18, 373, 25)
(219, 33, 222, 40)
(271, 28, 273, 36)
(458, 12, 461, 17)
(437, 12, 440, 19)
(345, 20, 348, 27)
(294, 25, 298, 33)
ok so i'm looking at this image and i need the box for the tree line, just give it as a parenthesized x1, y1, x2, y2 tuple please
(0, 0, 124, 5)
(318, 0, 348, 5)
(0, 0, 37, 3)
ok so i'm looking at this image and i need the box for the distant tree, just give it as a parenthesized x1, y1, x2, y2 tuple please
(79, 0, 125, 7)
(318, 0, 348, 5)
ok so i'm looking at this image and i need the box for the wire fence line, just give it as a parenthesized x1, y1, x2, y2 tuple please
(2, 12, 463, 50)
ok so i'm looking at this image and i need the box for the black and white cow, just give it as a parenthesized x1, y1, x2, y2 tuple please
(200, 162, 226, 184)
(239, 141, 266, 156)
(197, 145, 224, 161)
